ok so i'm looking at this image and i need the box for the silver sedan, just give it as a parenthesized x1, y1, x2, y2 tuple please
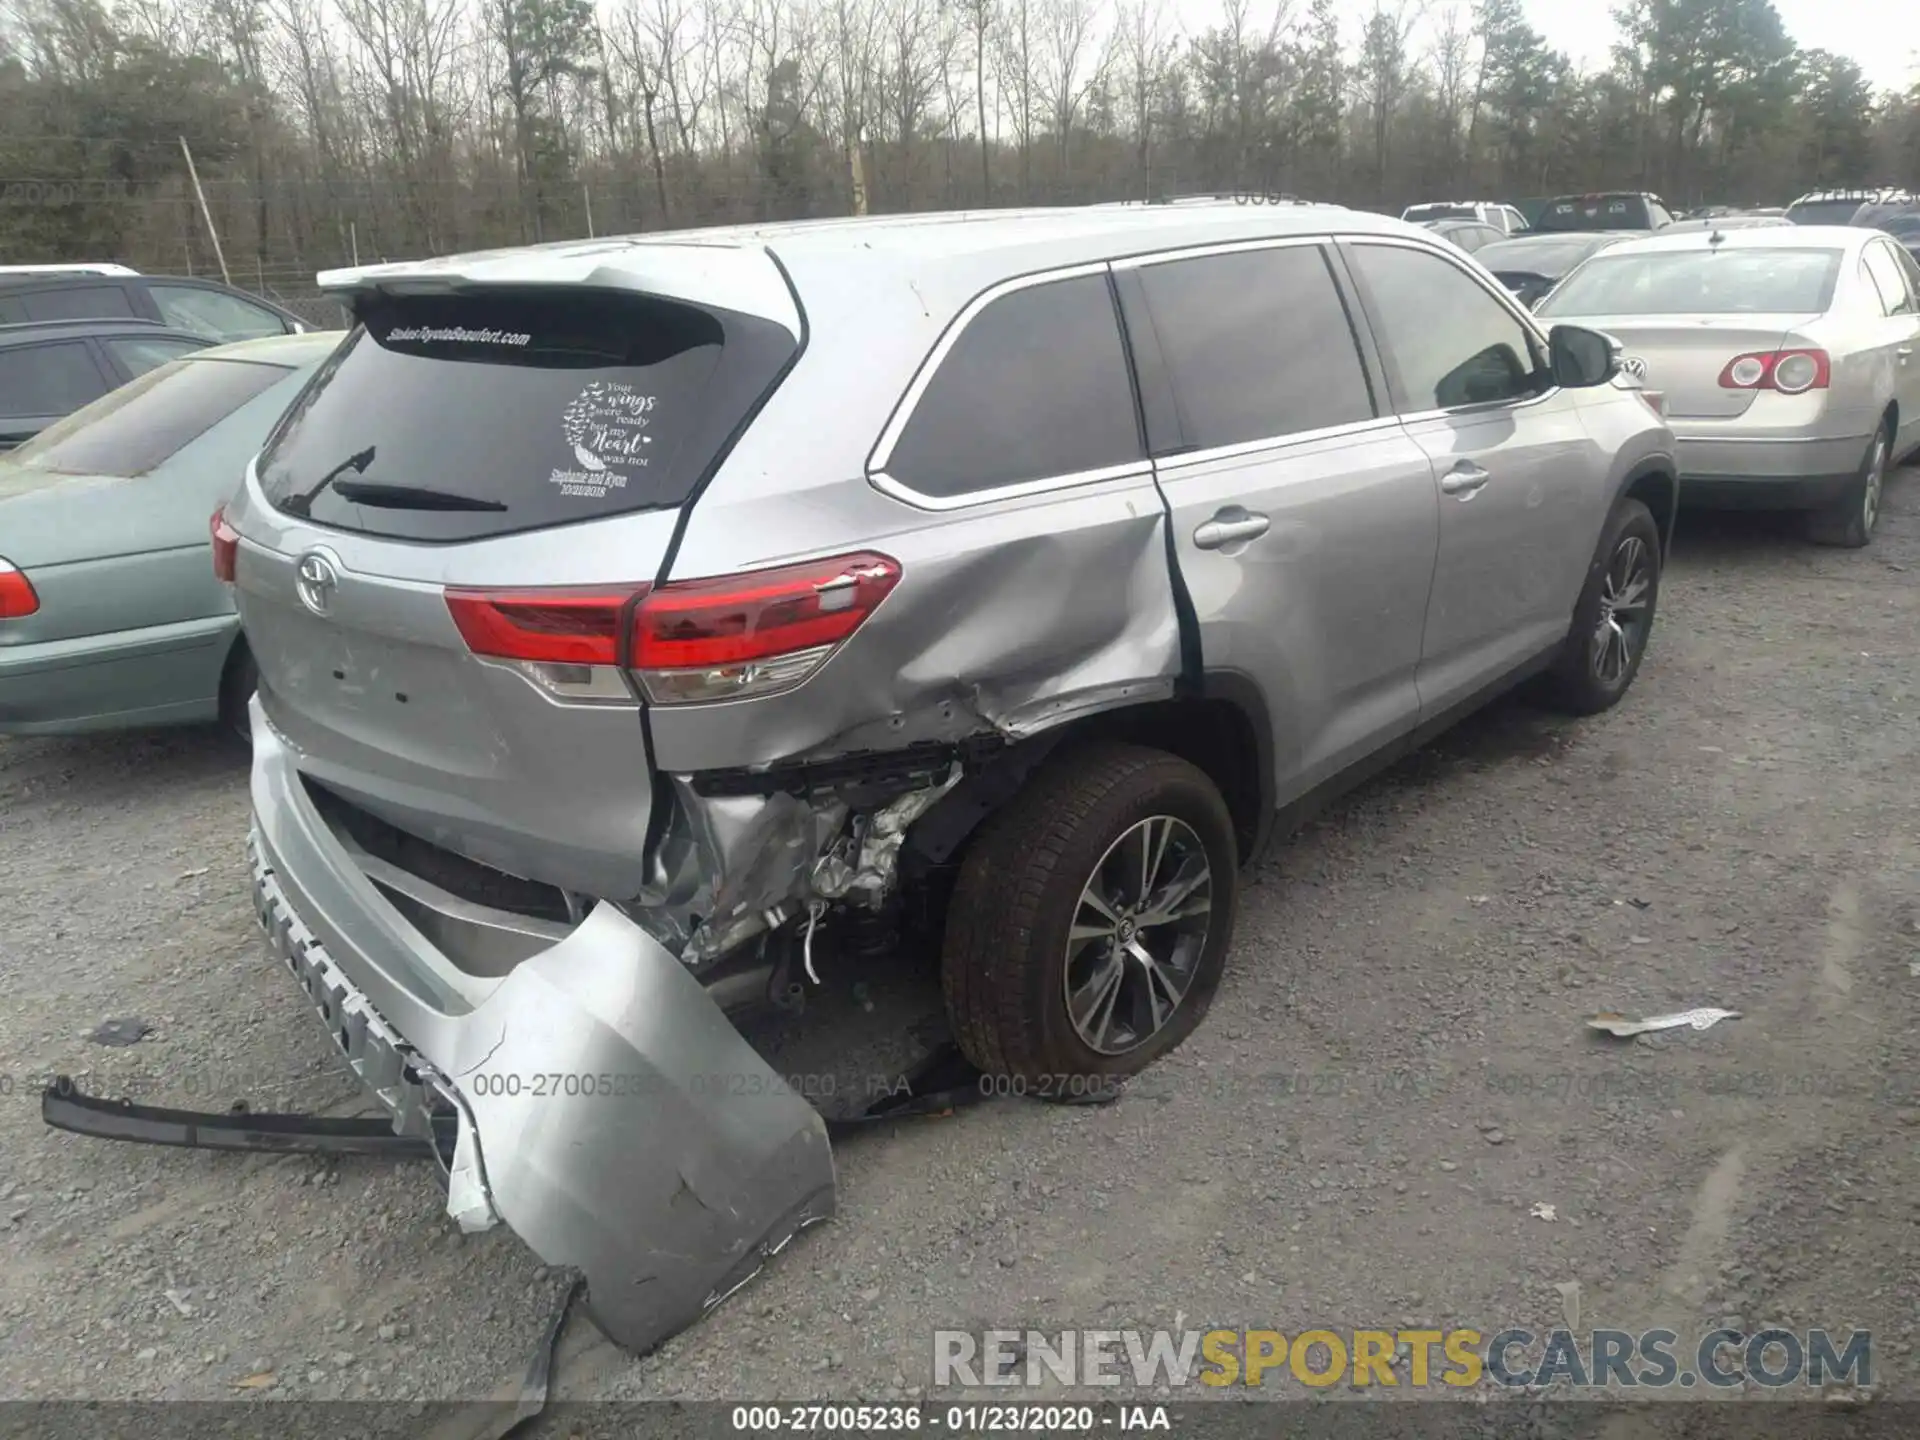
(1536, 224, 1920, 546)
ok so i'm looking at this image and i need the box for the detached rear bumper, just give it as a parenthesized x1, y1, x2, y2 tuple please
(247, 703, 835, 1354)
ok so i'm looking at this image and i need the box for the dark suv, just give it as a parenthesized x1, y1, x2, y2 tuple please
(1534, 193, 1676, 232)
(0, 274, 311, 343)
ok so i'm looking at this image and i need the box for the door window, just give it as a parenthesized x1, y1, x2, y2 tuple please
(1348, 243, 1543, 411)
(18, 283, 137, 321)
(882, 273, 1143, 498)
(1134, 245, 1375, 449)
(150, 283, 293, 341)
(0, 341, 111, 417)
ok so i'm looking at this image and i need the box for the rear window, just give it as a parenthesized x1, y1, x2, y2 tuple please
(1535, 197, 1650, 232)
(256, 289, 797, 541)
(6, 356, 289, 476)
(1537, 248, 1842, 318)
(1404, 205, 1476, 222)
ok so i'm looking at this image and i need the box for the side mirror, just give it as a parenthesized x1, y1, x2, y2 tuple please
(1548, 324, 1618, 387)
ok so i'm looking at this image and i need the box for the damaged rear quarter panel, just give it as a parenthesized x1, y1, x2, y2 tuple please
(650, 480, 1184, 771)
(649, 253, 1187, 775)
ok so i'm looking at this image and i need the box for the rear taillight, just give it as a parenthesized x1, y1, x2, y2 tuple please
(1718, 348, 1830, 394)
(631, 551, 901, 703)
(442, 551, 901, 705)
(211, 505, 239, 583)
(0, 558, 38, 619)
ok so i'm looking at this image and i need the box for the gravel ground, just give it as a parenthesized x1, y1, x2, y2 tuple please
(4, 469, 1919, 1421)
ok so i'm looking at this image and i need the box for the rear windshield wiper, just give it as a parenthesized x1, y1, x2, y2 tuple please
(331, 480, 508, 512)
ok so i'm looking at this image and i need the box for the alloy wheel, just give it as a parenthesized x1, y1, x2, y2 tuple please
(1862, 434, 1887, 537)
(1063, 815, 1214, 1056)
(1590, 534, 1654, 687)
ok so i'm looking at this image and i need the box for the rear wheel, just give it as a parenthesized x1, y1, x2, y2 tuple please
(940, 743, 1239, 1096)
(1804, 423, 1889, 549)
(1539, 497, 1661, 716)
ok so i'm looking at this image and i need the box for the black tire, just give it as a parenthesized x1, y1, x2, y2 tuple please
(218, 641, 259, 748)
(940, 742, 1239, 1096)
(1804, 421, 1891, 550)
(1539, 496, 1662, 716)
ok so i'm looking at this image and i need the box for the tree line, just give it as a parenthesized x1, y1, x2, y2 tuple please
(1, 0, 1918, 302)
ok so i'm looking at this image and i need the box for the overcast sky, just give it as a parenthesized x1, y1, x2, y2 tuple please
(1525, 0, 1920, 94)
(1157, 1, 1919, 97)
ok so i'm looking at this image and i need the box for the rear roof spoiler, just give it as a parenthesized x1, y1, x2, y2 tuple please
(316, 241, 803, 339)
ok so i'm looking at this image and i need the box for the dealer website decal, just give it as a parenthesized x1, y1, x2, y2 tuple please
(386, 324, 532, 345)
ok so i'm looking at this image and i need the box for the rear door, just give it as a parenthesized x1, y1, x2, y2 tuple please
(225, 275, 803, 900)
(1115, 239, 1438, 797)
(1340, 237, 1609, 715)
(1861, 239, 1920, 458)
(0, 340, 116, 448)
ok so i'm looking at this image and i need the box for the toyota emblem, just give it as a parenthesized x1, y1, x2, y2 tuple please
(1620, 355, 1649, 381)
(295, 552, 339, 616)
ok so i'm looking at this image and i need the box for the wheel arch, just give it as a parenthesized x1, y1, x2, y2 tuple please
(904, 679, 1275, 876)
(1618, 459, 1679, 561)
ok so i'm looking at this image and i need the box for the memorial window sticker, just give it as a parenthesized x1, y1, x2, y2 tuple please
(552, 380, 658, 499)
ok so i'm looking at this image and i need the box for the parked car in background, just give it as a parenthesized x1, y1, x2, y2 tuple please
(1420, 217, 1507, 253)
(1876, 212, 1920, 263)
(1787, 188, 1912, 226)
(1851, 196, 1920, 232)
(220, 206, 1673, 1358)
(0, 331, 341, 737)
(0, 318, 216, 448)
(1473, 230, 1640, 307)
(1401, 201, 1528, 235)
(0, 262, 140, 277)
(1534, 193, 1676, 232)
(0, 272, 312, 342)
(1538, 225, 1920, 547)
(1660, 214, 1794, 233)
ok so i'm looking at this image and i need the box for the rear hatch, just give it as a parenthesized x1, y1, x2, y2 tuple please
(1559, 315, 1823, 418)
(227, 265, 801, 900)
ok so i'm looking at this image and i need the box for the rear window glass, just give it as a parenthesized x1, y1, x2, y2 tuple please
(7, 356, 289, 476)
(882, 274, 1142, 498)
(1537, 248, 1842, 317)
(1404, 205, 1476, 222)
(1536, 197, 1649, 232)
(1136, 246, 1374, 448)
(257, 289, 797, 541)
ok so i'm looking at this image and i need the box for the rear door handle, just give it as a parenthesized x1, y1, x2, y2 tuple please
(1193, 508, 1270, 550)
(1440, 462, 1490, 497)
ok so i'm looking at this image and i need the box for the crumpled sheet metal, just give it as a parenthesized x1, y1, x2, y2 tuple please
(645, 500, 1185, 774)
(442, 904, 835, 1353)
(669, 788, 852, 965)
(810, 765, 962, 905)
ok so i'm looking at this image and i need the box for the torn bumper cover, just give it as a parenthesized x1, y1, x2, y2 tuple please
(247, 719, 834, 1355)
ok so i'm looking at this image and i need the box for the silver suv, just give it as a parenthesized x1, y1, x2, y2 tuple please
(221, 204, 1677, 1354)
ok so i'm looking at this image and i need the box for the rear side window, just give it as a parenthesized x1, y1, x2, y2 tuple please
(150, 283, 291, 341)
(257, 289, 798, 541)
(6, 356, 290, 477)
(17, 283, 137, 321)
(0, 341, 110, 418)
(881, 273, 1142, 498)
(1135, 246, 1374, 449)
(105, 334, 207, 376)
